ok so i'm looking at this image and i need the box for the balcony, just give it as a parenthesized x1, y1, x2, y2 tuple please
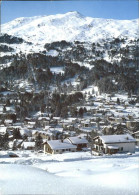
(94, 141, 103, 146)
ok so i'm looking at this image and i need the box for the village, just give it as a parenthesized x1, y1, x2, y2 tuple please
(0, 2, 139, 194)
(0, 85, 139, 157)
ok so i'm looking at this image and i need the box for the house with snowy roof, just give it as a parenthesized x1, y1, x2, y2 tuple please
(93, 134, 136, 154)
(0, 125, 7, 136)
(67, 136, 88, 151)
(126, 120, 139, 129)
(43, 139, 77, 154)
(81, 119, 91, 127)
(37, 117, 50, 127)
(32, 131, 48, 139)
(21, 141, 35, 150)
(4, 119, 13, 126)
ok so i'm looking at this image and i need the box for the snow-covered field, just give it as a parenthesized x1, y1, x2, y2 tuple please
(50, 66, 64, 74)
(0, 150, 139, 195)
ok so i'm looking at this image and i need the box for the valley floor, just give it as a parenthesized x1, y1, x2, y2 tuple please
(0, 149, 139, 195)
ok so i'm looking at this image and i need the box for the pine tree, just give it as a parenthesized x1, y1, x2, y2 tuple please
(61, 106, 68, 118)
(117, 98, 120, 105)
(79, 107, 84, 118)
(0, 134, 3, 149)
(35, 134, 43, 150)
(70, 106, 78, 117)
(13, 129, 22, 139)
(3, 132, 9, 150)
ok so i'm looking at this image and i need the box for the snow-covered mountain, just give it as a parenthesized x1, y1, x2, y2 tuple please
(0, 11, 139, 121)
(1, 11, 138, 44)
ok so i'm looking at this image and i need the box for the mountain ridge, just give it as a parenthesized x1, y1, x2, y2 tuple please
(1, 11, 138, 44)
(0, 11, 138, 104)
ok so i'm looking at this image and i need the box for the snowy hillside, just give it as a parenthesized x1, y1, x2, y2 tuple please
(0, 11, 138, 99)
(1, 11, 138, 44)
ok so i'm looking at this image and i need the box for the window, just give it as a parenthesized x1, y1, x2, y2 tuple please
(120, 147, 123, 151)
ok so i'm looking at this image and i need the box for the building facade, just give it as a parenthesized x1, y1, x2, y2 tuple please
(93, 134, 136, 154)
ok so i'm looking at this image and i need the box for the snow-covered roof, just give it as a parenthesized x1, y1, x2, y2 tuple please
(81, 120, 90, 124)
(13, 122, 24, 126)
(100, 134, 136, 143)
(44, 126, 51, 130)
(9, 141, 14, 148)
(53, 117, 61, 120)
(4, 119, 13, 123)
(132, 131, 139, 135)
(15, 139, 23, 145)
(38, 117, 50, 121)
(78, 133, 89, 138)
(53, 128, 63, 132)
(68, 117, 78, 121)
(107, 145, 119, 149)
(20, 129, 32, 137)
(46, 140, 77, 150)
(135, 103, 139, 107)
(80, 127, 95, 133)
(22, 142, 35, 149)
(68, 136, 88, 144)
(0, 126, 7, 134)
(28, 122, 35, 125)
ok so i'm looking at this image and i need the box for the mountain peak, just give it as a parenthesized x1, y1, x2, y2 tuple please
(65, 11, 84, 17)
(1, 12, 138, 44)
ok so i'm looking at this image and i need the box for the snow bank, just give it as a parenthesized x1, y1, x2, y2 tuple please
(0, 161, 138, 195)
(0, 150, 139, 194)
